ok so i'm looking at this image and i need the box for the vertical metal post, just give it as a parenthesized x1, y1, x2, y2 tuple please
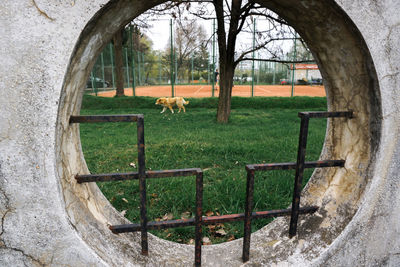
(174, 50, 177, 86)
(137, 51, 141, 86)
(242, 167, 255, 262)
(212, 18, 216, 97)
(251, 18, 256, 97)
(142, 52, 146, 85)
(191, 54, 194, 84)
(136, 115, 148, 255)
(100, 52, 106, 89)
(194, 170, 203, 267)
(170, 19, 175, 97)
(257, 53, 260, 85)
(125, 48, 130, 88)
(289, 113, 309, 238)
(291, 32, 297, 97)
(159, 52, 162, 85)
(272, 62, 276, 85)
(90, 71, 97, 96)
(129, 26, 136, 96)
(110, 43, 115, 90)
(207, 59, 210, 85)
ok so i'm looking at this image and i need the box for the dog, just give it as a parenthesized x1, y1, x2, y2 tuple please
(155, 97, 189, 113)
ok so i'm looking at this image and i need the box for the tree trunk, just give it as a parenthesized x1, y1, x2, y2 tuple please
(113, 29, 125, 97)
(217, 63, 235, 123)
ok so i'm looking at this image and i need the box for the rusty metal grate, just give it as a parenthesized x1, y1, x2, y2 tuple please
(70, 110, 353, 266)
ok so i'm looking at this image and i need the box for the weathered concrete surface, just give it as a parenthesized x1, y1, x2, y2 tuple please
(0, 0, 399, 266)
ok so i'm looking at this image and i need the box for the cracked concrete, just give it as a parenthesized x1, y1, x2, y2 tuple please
(1, 0, 400, 266)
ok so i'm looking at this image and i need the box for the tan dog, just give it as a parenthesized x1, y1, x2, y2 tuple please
(155, 97, 189, 113)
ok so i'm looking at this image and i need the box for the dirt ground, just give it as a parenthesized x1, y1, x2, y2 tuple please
(94, 84, 326, 98)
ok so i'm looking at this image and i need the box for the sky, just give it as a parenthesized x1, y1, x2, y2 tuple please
(138, 4, 297, 60)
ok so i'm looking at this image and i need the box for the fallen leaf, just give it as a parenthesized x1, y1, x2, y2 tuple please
(162, 213, 173, 221)
(207, 225, 216, 231)
(181, 211, 191, 219)
(205, 210, 214, 217)
(120, 210, 127, 216)
(166, 233, 172, 238)
(215, 229, 227, 236)
(202, 237, 212, 245)
(227, 235, 235, 241)
(122, 198, 129, 203)
(188, 239, 195, 245)
(129, 162, 136, 168)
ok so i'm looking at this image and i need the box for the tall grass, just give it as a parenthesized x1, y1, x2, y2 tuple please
(80, 95, 327, 244)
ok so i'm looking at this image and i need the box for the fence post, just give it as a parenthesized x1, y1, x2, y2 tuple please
(125, 48, 130, 89)
(129, 25, 136, 96)
(291, 32, 297, 97)
(211, 18, 216, 96)
(100, 52, 106, 89)
(109, 43, 115, 90)
(170, 19, 175, 97)
(251, 18, 256, 97)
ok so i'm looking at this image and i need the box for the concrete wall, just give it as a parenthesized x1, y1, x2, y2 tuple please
(0, 0, 399, 266)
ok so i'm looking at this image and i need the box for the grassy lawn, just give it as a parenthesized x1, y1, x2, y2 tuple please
(80, 95, 327, 244)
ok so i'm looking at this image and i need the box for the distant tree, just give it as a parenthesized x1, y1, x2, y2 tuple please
(171, 19, 208, 83)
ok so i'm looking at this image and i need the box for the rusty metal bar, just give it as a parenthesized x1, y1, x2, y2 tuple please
(137, 115, 148, 256)
(298, 111, 353, 118)
(195, 170, 203, 267)
(69, 115, 140, 123)
(289, 114, 310, 238)
(110, 206, 318, 233)
(242, 166, 255, 262)
(246, 159, 345, 172)
(75, 168, 201, 184)
(75, 172, 139, 183)
(146, 168, 201, 178)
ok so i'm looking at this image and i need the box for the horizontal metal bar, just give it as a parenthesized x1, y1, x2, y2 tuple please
(109, 206, 318, 233)
(110, 218, 196, 233)
(76, 172, 139, 183)
(76, 168, 202, 183)
(246, 159, 345, 172)
(298, 111, 353, 119)
(146, 168, 202, 178)
(69, 115, 143, 123)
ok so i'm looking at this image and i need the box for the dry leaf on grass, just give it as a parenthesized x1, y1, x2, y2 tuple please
(215, 229, 227, 236)
(120, 210, 127, 216)
(122, 198, 129, 203)
(162, 213, 173, 221)
(205, 210, 214, 217)
(129, 162, 136, 168)
(202, 237, 212, 245)
(181, 211, 191, 219)
(227, 235, 235, 241)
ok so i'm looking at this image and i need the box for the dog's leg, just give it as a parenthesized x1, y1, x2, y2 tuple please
(161, 107, 167, 113)
(178, 106, 182, 113)
(168, 106, 174, 113)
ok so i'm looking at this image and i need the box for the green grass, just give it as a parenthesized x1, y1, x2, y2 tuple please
(80, 95, 327, 244)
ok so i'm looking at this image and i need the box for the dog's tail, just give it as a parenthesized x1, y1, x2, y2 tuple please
(183, 99, 189, 105)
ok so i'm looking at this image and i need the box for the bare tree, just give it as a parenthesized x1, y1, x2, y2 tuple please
(174, 20, 207, 82)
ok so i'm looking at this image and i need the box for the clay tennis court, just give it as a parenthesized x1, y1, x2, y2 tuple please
(94, 84, 326, 98)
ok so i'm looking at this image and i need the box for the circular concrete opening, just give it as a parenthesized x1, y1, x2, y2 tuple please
(56, 0, 380, 265)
